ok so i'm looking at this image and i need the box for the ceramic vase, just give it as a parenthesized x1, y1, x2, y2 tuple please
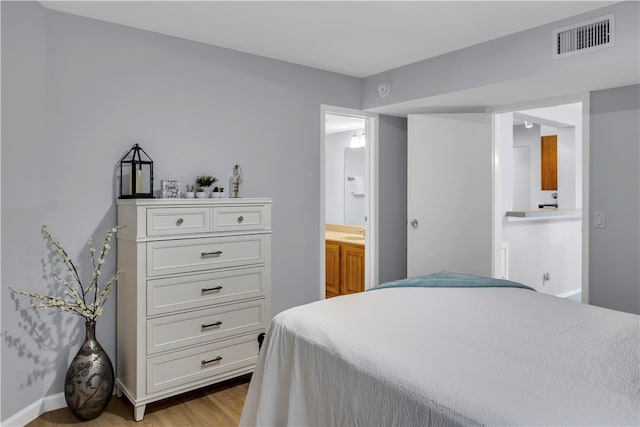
(64, 320, 114, 421)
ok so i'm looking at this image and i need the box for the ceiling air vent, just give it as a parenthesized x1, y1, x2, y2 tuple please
(553, 13, 614, 58)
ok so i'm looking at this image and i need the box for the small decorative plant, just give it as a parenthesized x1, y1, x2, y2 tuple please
(11, 226, 122, 321)
(184, 184, 195, 199)
(196, 175, 217, 188)
(196, 187, 205, 192)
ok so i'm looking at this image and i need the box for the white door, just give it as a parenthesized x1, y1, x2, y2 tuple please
(407, 113, 493, 278)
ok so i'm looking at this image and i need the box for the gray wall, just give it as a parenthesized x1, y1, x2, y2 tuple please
(1, 1, 48, 417)
(589, 84, 640, 314)
(1, 2, 360, 419)
(378, 115, 407, 283)
(361, 2, 639, 110)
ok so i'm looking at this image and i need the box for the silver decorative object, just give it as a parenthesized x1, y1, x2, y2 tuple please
(231, 164, 243, 198)
(64, 320, 114, 420)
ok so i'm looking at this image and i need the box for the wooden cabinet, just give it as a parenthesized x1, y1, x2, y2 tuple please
(116, 198, 271, 421)
(341, 243, 365, 295)
(325, 241, 364, 298)
(541, 135, 558, 190)
(325, 242, 341, 298)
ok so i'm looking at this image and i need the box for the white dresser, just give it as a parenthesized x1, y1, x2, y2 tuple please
(115, 198, 271, 421)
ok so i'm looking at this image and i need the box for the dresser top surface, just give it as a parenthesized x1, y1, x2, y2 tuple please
(117, 198, 272, 206)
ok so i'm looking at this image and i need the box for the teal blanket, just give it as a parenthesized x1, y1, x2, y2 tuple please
(370, 271, 535, 292)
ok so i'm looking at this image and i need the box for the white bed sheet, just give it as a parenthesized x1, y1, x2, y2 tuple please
(240, 287, 640, 426)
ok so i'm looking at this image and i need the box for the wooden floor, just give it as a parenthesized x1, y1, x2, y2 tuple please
(27, 375, 250, 427)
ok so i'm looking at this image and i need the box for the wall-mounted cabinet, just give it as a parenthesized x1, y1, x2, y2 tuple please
(541, 135, 558, 190)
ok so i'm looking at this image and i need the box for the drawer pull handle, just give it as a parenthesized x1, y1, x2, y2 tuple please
(201, 285, 223, 293)
(201, 321, 223, 329)
(201, 250, 223, 258)
(237, 215, 244, 223)
(201, 356, 223, 366)
(176, 218, 184, 226)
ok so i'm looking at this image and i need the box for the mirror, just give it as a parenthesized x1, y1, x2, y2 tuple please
(343, 147, 366, 226)
(512, 105, 581, 210)
(325, 114, 366, 226)
(512, 124, 562, 209)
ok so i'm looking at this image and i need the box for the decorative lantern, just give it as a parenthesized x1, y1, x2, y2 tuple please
(119, 143, 154, 199)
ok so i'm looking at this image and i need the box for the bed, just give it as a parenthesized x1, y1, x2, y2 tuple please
(239, 272, 640, 426)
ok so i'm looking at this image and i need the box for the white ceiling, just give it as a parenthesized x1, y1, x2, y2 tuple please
(40, 1, 615, 78)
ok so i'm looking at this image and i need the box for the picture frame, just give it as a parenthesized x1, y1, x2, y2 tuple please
(161, 180, 181, 199)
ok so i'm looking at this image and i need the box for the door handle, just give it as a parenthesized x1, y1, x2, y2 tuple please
(410, 219, 418, 228)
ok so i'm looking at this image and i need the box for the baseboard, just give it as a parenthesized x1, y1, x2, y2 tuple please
(1, 393, 66, 427)
(557, 288, 581, 298)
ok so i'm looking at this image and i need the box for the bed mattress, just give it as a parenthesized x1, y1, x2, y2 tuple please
(240, 287, 640, 426)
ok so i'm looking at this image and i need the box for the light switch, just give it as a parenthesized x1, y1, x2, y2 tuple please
(594, 211, 605, 228)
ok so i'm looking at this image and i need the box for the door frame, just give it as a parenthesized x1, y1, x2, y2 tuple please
(320, 105, 379, 299)
(489, 92, 590, 302)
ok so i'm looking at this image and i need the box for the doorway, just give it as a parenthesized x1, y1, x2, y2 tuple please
(320, 105, 378, 299)
(493, 99, 588, 301)
(405, 97, 588, 302)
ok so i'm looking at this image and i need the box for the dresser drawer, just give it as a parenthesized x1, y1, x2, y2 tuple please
(146, 334, 259, 394)
(147, 208, 210, 236)
(147, 267, 266, 316)
(212, 205, 269, 232)
(147, 299, 265, 355)
(147, 234, 267, 277)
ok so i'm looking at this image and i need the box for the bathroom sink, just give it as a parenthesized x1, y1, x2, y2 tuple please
(343, 235, 365, 241)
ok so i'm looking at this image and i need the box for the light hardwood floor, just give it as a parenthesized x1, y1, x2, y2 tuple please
(27, 375, 250, 427)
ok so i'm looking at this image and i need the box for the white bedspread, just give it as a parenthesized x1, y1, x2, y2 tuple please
(240, 288, 640, 426)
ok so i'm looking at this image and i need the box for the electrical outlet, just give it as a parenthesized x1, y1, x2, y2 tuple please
(543, 272, 551, 281)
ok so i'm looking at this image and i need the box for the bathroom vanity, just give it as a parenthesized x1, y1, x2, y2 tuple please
(325, 224, 365, 298)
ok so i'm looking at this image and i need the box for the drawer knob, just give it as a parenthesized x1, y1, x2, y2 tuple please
(201, 285, 223, 293)
(201, 321, 223, 329)
(176, 218, 184, 226)
(201, 356, 223, 366)
(201, 250, 223, 258)
(237, 215, 244, 223)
